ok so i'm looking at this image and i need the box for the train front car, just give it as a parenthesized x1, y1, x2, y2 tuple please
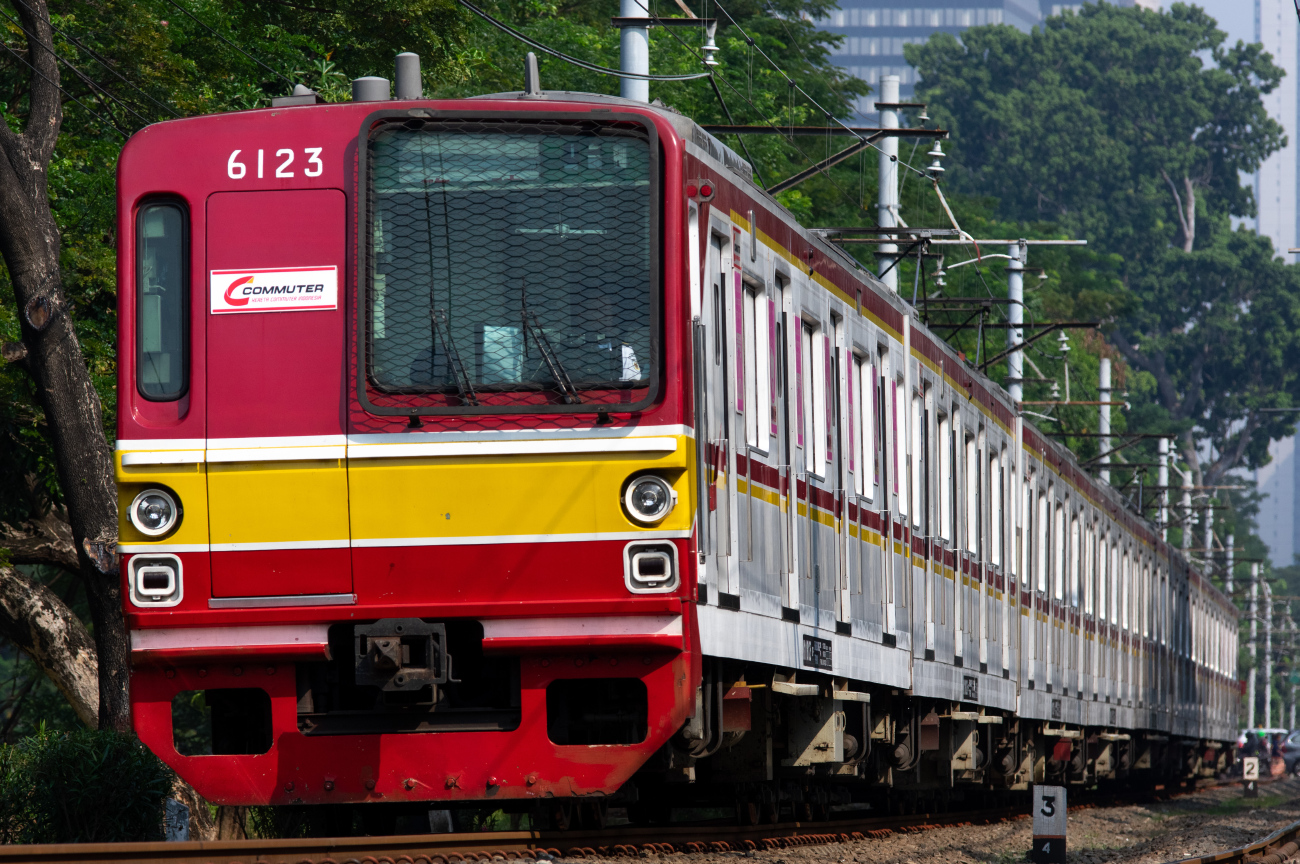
(116, 94, 699, 807)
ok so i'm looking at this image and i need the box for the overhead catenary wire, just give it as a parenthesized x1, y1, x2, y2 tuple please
(9, 0, 181, 119)
(458, 0, 710, 81)
(160, 0, 296, 90)
(0, 5, 154, 129)
(0, 33, 127, 137)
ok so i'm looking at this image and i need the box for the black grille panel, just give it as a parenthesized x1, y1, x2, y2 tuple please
(362, 115, 658, 415)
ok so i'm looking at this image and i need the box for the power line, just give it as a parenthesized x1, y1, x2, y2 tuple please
(0, 35, 126, 137)
(10, 0, 180, 119)
(0, 6, 153, 129)
(159, 0, 295, 90)
(458, 0, 711, 81)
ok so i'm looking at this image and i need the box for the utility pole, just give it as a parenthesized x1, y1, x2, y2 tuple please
(1226, 532, 1235, 595)
(619, 0, 649, 102)
(1007, 240, 1025, 405)
(1249, 562, 1258, 729)
(1158, 438, 1169, 542)
(1099, 358, 1111, 484)
(1265, 579, 1273, 727)
(877, 75, 900, 293)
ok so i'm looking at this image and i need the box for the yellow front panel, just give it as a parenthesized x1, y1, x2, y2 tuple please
(348, 440, 691, 542)
(207, 459, 350, 545)
(117, 459, 209, 546)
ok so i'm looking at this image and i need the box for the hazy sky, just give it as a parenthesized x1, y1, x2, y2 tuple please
(1157, 0, 1255, 47)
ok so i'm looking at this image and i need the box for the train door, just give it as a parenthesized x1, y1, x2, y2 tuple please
(795, 314, 837, 628)
(737, 260, 779, 603)
(779, 276, 799, 613)
(701, 231, 736, 604)
(848, 346, 876, 634)
(930, 401, 951, 661)
(910, 382, 926, 660)
(834, 318, 852, 627)
(205, 189, 352, 599)
(877, 346, 898, 641)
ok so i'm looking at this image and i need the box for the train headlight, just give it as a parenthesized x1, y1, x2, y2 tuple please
(624, 475, 675, 524)
(130, 488, 180, 537)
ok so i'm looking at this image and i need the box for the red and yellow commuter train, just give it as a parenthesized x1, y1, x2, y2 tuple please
(116, 59, 1238, 818)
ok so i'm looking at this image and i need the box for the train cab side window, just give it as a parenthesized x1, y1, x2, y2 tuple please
(136, 201, 189, 401)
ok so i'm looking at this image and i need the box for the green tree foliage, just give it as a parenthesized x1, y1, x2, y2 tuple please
(907, 2, 1300, 487)
(0, 728, 172, 842)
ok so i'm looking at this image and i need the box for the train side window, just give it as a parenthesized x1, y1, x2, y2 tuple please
(1052, 500, 1064, 601)
(852, 355, 868, 498)
(1109, 541, 1119, 624)
(1143, 563, 1151, 636)
(801, 321, 827, 474)
(937, 411, 952, 542)
(1034, 490, 1047, 592)
(964, 432, 978, 554)
(912, 389, 924, 531)
(742, 284, 758, 448)
(802, 323, 815, 471)
(989, 446, 1001, 566)
(1121, 551, 1130, 630)
(1069, 516, 1081, 606)
(1097, 533, 1108, 621)
(136, 200, 189, 401)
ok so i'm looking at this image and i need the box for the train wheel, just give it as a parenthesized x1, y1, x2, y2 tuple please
(547, 801, 573, 831)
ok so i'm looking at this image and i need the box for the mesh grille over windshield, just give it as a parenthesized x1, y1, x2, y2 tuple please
(363, 116, 657, 415)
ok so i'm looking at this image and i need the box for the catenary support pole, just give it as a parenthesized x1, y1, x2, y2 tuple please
(1158, 438, 1169, 542)
(1265, 579, 1273, 727)
(1181, 475, 1192, 552)
(1249, 562, 1258, 729)
(1226, 532, 1235, 595)
(1099, 358, 1111, 484)
(619, 0, 649, 102)
(1007, 240, 1025, 406)
(877, 75, 900, 293)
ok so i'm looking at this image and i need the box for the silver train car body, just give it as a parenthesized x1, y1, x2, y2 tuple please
(651, 98, 1236, 801)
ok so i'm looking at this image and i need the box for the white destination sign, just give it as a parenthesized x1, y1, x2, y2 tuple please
(210, 266, 338, 314)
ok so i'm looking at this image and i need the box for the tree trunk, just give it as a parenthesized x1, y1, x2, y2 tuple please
(0, 509, 78, 573)
(0, 564, 98, 727)
(0, 0, 128, 731)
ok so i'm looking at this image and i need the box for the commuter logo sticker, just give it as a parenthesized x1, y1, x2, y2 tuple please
(210, 266, 338, 313)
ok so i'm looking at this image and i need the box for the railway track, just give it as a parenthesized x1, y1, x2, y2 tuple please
(0, 779, 1239, 864)
(1167, 812, 1300, 864)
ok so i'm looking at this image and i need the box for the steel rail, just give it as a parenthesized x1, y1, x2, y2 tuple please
(0, 779, 1246, 864)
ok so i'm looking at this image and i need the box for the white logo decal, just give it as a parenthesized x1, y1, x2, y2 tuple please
(210, 266, 338, 314)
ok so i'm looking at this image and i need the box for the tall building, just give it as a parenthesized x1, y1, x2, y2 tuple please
(817, 0, 1140, 117)
(1255, 0, 1299, 262)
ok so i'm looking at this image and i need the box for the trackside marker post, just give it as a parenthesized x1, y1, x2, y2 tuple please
(1243, 756, 1260, 798)
(1032, 784, 1067, 864)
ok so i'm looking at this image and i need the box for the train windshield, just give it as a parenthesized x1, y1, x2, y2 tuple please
(364, 117, 656, 412)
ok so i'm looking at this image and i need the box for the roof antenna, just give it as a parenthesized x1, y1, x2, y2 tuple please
(524, 51, 542, 97)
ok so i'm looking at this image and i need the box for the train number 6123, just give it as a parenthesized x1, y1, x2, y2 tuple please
(227, 148, 323, 180)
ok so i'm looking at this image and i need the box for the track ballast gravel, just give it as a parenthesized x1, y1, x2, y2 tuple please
(620, 778, 1300, 864)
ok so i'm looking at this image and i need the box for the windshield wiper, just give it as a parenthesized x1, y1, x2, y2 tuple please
(430, 308, 479, 406)
(522, 309, 581, 405)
